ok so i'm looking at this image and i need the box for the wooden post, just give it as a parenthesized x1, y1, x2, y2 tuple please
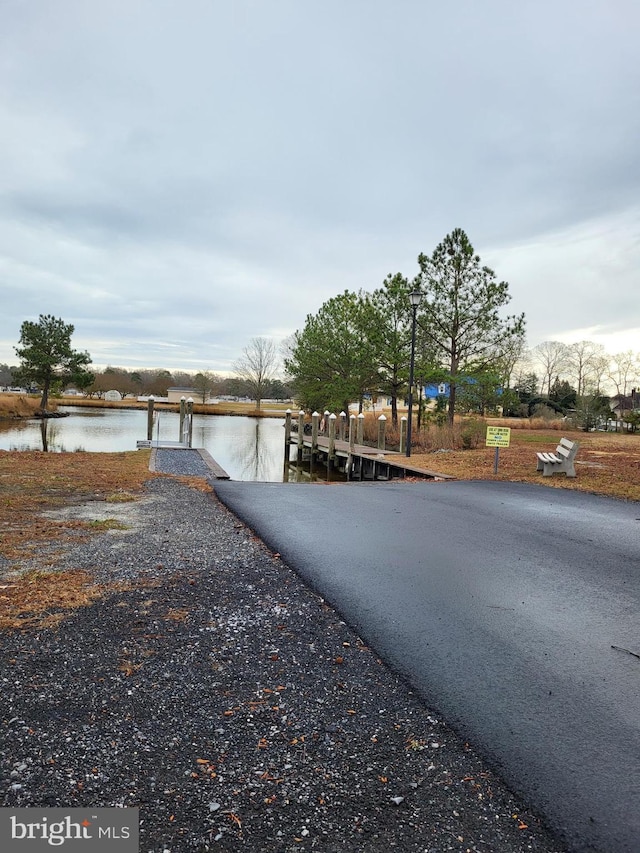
(187, 398, 194, 448)
(339, 411, 347, 441)
(328, 413, 337, 459)
(311, 412, 320, 452)
(179, 396, 186, 442)
(147, 396, 155, 441)
(377, 414, 386, 450)
(347, 414, 356, 481)
(357, 412, 364, 445)
(399, 416, 407, 454)
(284, 409, 292, 470)
(297, 410, 305, 463)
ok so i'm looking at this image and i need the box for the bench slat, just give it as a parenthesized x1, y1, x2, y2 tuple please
(538, 452, 561, 463)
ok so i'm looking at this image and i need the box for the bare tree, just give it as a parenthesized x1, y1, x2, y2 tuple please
(532, 341, 569, 397)
(567, 340, 607, 396)
(233, 337, 279, 410)
(493, 335, 528, 393)
(193, 371, 222, 403)
(608, 350, 640, 400)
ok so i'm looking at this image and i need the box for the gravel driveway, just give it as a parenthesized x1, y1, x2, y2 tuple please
(1, 473, 567, 852)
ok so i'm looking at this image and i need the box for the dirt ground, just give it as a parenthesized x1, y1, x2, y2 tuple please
(1, 430, 637, 630)
(409, 428, 640, 502)
(0, 436, 635, 851)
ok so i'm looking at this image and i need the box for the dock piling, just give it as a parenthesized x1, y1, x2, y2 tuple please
(400, 416, 407, 454)
(339, 411, 347, 441)
(377, 414, 387, 450)
(311, 412, 320, 456)
(147, 396, 155, 441)
(186, 398, 194, 447)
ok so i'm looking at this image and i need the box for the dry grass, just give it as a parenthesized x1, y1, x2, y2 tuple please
(357, 414, 640, 500)
(0, 451, 217, 632)
(0, 394, 47, 419)
(0, 568, 109, 631)
(0, 449, 159, 630)
(0, 449, 156, 561)
(57, 397, 290, 417)
(409, 427, 640, 501)
(1, 426, 638, 633)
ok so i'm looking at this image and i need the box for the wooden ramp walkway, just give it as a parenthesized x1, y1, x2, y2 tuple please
(147, 447, 230, 479)
(287, 434, 454, 482)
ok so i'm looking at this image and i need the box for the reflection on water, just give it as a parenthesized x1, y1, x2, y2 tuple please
(0, 407, 138, 454)
(40, 420, 49, 452)
(283, 454, 346, 483)
(190, 416, 292, 482)
(0, 407, 297, 483)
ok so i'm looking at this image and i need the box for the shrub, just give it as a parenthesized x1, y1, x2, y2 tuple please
(531, 403, 561, 421)
(459, 417, 486, 449)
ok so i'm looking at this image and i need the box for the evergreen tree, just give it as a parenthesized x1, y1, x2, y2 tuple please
(368, 273, 413, 425)
(416, 229, 525, 425)
(285, 291, 378, 414)
(14, 315, 93, 410)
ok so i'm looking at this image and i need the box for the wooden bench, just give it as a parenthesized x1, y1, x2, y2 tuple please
(536, 437, 579, 477)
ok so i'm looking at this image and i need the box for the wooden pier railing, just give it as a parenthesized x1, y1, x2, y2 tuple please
(283, 410, 454, 483)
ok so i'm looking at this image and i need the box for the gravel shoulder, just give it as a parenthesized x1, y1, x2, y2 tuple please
(1, 474, 567, 852)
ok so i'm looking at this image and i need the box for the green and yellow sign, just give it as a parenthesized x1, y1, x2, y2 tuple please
(486, 426, 511, 448)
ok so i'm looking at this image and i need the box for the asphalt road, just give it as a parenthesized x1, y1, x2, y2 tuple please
(214, 479, 640, 853)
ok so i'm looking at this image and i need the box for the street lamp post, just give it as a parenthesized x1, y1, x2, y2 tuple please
(406, 289, 422, 457)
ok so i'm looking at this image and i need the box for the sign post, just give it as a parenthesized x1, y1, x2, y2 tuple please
(486, 426, 511, 474)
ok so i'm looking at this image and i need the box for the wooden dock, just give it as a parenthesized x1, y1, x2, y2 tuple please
(137, 439, 188, 449)
(286, 433, 454, 482)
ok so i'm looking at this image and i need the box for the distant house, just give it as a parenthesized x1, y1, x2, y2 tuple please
(167, 387, 197, 403)
(610, 388, 639, 417)
(424, 382, 450, 400)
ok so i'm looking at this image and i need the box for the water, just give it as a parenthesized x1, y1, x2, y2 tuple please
(0, 406, 293, 482)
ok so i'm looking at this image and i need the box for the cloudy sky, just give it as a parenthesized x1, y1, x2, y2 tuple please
(1, 0, 638, 374)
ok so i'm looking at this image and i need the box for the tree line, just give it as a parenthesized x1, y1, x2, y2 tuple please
(2, 317, 294, 410)
(6, 230, 639, 429)
(87, 366, 294, 403)
(509, 341, 640, 429)
(285, 228, 525, 426)
(0, 360, 294, 405)
(284, 228, 639, 430)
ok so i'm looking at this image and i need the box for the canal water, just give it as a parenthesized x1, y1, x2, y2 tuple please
(0, 406, 296, 482)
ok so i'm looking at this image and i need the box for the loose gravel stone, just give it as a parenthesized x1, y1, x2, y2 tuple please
(0, 477, 567, 852)
(153, 449, 213, 478)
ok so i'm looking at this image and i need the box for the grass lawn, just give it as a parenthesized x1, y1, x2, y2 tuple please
(409, 427, 640, 502)
(1, 425, 638, 629)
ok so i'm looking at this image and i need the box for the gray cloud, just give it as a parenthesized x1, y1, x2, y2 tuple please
(1, 0, 639, 372)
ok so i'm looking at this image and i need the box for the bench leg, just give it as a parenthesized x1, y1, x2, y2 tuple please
(543, 462, 576, 477)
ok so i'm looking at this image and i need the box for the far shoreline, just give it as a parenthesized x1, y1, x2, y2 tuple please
(0, 393, 291, 420)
